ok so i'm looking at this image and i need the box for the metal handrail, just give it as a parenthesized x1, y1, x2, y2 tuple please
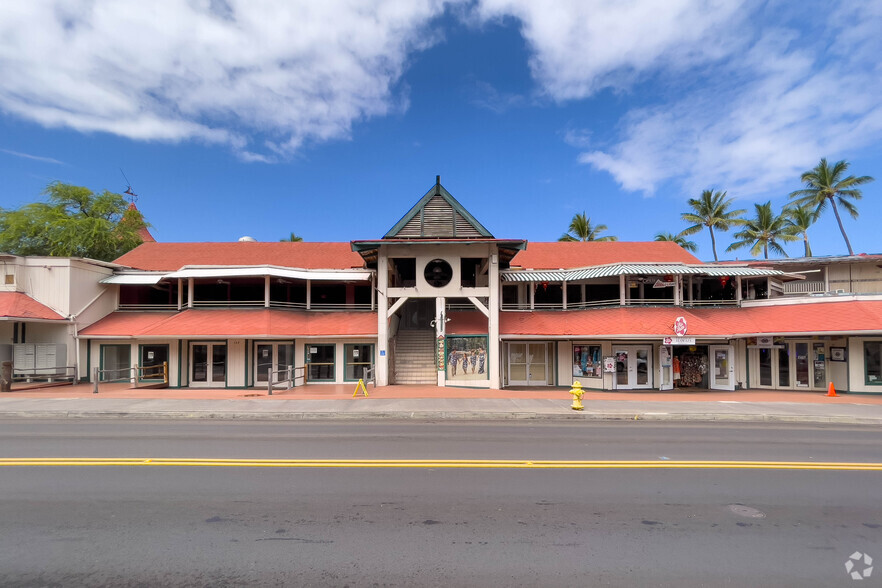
(266, 365, 306, 395)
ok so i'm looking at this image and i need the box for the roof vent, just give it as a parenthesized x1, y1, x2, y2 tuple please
(238, 236, 257, 242)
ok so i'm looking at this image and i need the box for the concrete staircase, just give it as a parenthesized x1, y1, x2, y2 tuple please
(393, 329, 437, 384)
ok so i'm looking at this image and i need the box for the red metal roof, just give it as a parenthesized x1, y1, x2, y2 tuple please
(114, 242, 365, 271)
(494, 300, 882, 337)
(79, 309, 378, 338)
(0, 292, 64, 320)
(510, 242, 702, 270)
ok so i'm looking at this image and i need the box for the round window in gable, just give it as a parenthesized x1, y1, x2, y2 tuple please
(424, 259, 453, 288)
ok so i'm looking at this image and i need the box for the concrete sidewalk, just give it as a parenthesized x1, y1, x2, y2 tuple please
(1, 382, 881, 424)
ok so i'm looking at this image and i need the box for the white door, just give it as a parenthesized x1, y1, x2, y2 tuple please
(659, 345, 673, 391)
(191, 343, 226, 387)
(709, 345, 735, 391)
(613, 346, 653, 389)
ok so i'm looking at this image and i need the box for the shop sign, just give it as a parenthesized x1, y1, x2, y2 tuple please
(757, 336, 773, 346)
(603, 356, 616, 373)
(663, 336, 696, 346)
(673, 316, 688, 337)
(653, 279, 676, 288)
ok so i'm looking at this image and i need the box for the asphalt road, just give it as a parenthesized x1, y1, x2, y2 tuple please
(0, 420, 880, 587)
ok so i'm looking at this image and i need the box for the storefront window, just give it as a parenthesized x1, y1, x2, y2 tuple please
(573, 345, 601, 378)
(306, 344, 335, 381)
(865, 342, 882, 385)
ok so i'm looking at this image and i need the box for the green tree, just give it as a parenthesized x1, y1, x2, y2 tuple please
(558, 212, 617, 242)
(783, 203, 818, 257)
(279, 232, 304, 242)
(653, 231, 698, 252)
(788, 158, 874, 255)
(726, 202, 798, 259)
(0, 182, 147, 261)
(680, 189, 746, 261)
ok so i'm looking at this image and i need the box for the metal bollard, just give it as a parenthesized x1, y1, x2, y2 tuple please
(267, 367, 273, 395)
(93, 367, 99, 394)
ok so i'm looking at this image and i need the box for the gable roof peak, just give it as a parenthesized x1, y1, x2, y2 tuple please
(384, 177, 494, 239)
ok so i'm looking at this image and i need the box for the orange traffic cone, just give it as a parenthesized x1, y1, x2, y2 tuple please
(827, 383, 838, 397)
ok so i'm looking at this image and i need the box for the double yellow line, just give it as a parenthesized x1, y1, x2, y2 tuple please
(1, 458, 882, 470)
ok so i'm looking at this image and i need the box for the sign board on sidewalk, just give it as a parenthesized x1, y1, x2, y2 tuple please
(603, 356, 616, 373)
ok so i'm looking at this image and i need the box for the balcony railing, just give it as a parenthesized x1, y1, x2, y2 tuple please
(119, 301, 375, 312)
(784, 280, 826, 295)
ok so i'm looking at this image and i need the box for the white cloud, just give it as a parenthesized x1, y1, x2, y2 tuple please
(0, 149, 67, 165)
(474, 0, 751, 99)
(474, 0, 882, 199)
(0, 0, 448, 160)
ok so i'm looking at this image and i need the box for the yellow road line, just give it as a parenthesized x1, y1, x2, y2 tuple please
(1, 458, 881, 470)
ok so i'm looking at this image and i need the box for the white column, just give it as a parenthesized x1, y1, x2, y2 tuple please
(436, 296, 445, 386)
(306, 279, 311, 310)
(562, 281, 567, 310)
(187, 278, 194, 308)
(674, 276, 680, 306)
(619, 274, 626, 306)
(529, 282, 535, 310)
(177, 279, 182, 311)
(371, 272, 376, 311)
(489, 249, 501, 389)
(376, 255, 389, 386)
(264, 276, 270, 308)
(735, 276, 742, 304)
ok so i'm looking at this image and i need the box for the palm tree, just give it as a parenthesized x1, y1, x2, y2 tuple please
(783, 203, 818, 257)
(727, 202, 799, 259)
(789, 158, 874, 255)
(680, 189, 746, 261)
(279, 232, 303, 242)
(559, 212, 617, 242)
(653, 231, 698, 252)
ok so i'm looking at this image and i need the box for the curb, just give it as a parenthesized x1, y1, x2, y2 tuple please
(1, 410, 880, 425)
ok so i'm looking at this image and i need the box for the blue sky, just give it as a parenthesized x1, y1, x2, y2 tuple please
(1, 0, 880, 260)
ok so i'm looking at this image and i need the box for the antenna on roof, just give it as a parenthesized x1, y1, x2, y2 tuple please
(119, 168, 138, 205)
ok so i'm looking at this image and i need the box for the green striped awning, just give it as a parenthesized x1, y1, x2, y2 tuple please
(501, 264, 783, 282)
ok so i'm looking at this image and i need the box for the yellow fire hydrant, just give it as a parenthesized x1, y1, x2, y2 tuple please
(570, 381, 584, 411)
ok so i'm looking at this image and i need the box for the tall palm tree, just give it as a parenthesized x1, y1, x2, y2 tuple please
(680, 189, 746, 261)
(559, 212, 617, 242)
(789, 158, 874, 255)
(783, 203, 818, 257)
(653, 231, 698, 252)
(279, 232, 303, 242)
(727, 202, 798, 259)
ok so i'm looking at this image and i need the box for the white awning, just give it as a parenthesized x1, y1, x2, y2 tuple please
(99, 273, 166, 285)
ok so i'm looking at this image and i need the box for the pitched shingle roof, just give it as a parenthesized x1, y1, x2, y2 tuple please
(0, 292, 64, 320)
(78, 309, 378, 338)
(113, 242, 365, 271)
(509, 242, 702, 270)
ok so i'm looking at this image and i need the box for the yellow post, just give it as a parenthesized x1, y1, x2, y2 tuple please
(353, 379, 369, 397)
(570, 381, 584, 411)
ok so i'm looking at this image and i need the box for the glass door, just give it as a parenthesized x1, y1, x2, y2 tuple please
(659, 346, 673, 391)
(191, 343, 226, 386)
(709, 345, 735, 391)
(614, 346, 653, 389)
(508, 343, 528, 385)
(527, 343, 549, 385)
(139, 344, 168, 382)
(256, 343, 294, 383)
(812, 342, 827, 389)
(794, 342, 810, 387)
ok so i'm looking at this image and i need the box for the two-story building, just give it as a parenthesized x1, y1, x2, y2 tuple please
(6, 178, 882, 394)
